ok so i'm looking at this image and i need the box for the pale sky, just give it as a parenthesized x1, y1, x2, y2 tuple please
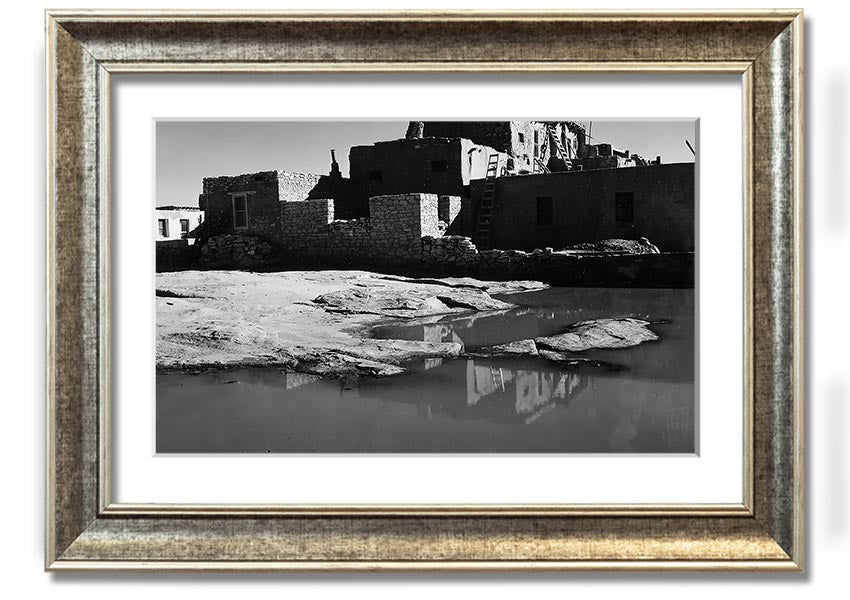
(155, 120, 696, 208)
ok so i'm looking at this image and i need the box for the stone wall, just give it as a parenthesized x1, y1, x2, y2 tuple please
(198, 233, 277, 269)
(277, 171, 324, 203)
(420, 237, 693, 287)
(438, 195, 461, 233)
(200, 171, 282, 241)
(280, 193, 442, 266)
(199, 169, 357, 240)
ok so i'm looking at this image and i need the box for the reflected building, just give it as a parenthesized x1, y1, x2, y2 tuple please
(465, 359, 588, 424)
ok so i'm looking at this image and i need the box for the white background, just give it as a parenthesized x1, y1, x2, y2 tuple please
(115, 77, 740, 505)
(1, 0, 847, 596)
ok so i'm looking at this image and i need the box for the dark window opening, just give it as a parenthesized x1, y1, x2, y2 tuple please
(368, 169, 383, 181)
(157, 219, 169, 237)
(430, 160, 448, 173)
(615, 192, 634, 222)
(536, 196, 553, 226)
(233, 194, 248, 229)
(179, 219, 190, 238)
(518, 133, 525, 143)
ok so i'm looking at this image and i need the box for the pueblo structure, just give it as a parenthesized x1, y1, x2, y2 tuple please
(157, 121, 695, 287)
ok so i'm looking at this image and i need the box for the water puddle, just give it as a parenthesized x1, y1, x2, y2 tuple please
(157, 287, 695, 453)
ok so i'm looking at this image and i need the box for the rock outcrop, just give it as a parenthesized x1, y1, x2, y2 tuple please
(156, 269, 540, 377)
(469, 318, 659, 366)
(313, 286, 513, 318)
(535, 318, 659, 352)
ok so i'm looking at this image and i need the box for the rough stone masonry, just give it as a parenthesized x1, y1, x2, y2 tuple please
(199, 192, 691, 287)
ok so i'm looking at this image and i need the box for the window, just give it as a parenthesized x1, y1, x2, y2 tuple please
(518, 133, 525, 143)
(232, 193, 248, 229)
(533, 130, 540, 157)
(430, 160, 448, 173)
(615, 192, 634, 222)
(368, 169, 383, 181)
(179, 219, 190, 238)
(157, 219, 169, 238)
(536, 196, 553, 226)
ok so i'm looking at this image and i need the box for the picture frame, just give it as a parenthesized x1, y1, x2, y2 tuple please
(46, 9, 804, 571)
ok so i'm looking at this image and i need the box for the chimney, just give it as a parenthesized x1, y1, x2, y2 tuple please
(329, 149, 342, 177)
(405, 121, 425, 139)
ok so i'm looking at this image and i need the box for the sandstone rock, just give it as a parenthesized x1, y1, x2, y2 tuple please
(435, 289, 513, 311)
(313, 288, 432, 317)
(535, 318, 658, 352)
(341, 340, 463, 365)
(469, 339, 539, 357)
(314, 285, 513, 317)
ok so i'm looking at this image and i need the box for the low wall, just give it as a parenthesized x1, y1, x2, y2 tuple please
(198, 233, 278, 269)
(280, 193, 443, 266)
(421, 238, 693, 287)
(155, 239, 202, 272)
(278, 193, 693, 287)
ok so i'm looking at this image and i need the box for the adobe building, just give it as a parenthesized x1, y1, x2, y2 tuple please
(347, 136, 512, 208)
(198, 151, 354, 241)
(466, 162, 695, 252)
(421, 121, 584, 173)
(421, 121, 660, 173)
(155, 206, 204, 241)
(185, 120, 693, 284)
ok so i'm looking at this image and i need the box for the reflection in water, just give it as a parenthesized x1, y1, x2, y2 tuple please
(465, 360, 587, 424)
(157, 287, 695, 453)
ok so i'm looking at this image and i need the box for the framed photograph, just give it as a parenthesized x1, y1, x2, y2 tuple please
(46, 10, 804, 571)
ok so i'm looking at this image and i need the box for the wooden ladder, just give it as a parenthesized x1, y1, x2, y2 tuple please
(473, 153, 500, 250)
(547, 124, 573, 170)
(491, 366, 505, 392)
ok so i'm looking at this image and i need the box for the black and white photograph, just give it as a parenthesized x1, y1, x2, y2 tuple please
(155, 119, 696, 453)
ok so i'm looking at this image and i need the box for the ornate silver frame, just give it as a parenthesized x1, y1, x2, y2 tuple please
(46, 10, 804, 571)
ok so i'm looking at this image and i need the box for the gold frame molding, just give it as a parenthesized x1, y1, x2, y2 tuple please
(45, 9, 804, 571)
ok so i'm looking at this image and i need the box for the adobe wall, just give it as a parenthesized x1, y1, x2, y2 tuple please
(348, 138, 511, 211)
(468, 162, 695, 252)
(420, 121, 581, 173)
(422, 122, 514, 155)
(349, 139, 468, 204)
(155, 208, 204, 241)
